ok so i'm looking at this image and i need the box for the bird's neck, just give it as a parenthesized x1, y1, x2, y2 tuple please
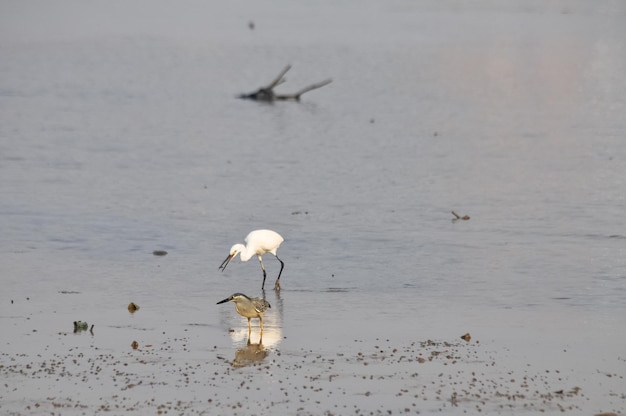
(236, 244, 254, 261)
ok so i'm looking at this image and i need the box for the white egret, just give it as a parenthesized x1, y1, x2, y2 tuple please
(219, 229, 285, 290)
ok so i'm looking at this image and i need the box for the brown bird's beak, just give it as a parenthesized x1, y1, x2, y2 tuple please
(216, 297, 230, 305)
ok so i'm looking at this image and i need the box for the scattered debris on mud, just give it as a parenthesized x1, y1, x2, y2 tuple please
(2, 335, 622, 415)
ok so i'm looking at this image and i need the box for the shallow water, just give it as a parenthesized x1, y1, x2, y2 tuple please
(1, 0, 626, 414)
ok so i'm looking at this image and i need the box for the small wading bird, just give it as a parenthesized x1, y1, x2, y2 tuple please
(217, 293, 271, 332)
(219, 229, 285, 290)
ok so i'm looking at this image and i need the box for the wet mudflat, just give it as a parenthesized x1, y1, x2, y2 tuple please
(2, 288, 624, 415)
(1, 0, 626, 414)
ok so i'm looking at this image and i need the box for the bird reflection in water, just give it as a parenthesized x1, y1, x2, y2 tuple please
(232, 333, 268, 367)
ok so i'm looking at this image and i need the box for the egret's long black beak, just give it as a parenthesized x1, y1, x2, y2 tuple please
(216, 297, 231, 305)
(219, 253, 235, 272)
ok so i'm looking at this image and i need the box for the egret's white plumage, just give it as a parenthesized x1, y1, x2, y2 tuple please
(219, 229, 285, 290)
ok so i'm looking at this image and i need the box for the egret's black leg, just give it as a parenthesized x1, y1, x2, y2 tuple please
(274, 255, 285, 290)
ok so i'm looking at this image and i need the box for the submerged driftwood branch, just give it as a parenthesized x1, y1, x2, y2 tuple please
(238, 65, 332, 101)
(451, 211, 470, 221)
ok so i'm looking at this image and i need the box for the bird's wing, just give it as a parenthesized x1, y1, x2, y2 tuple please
(252, 298, 270, 313)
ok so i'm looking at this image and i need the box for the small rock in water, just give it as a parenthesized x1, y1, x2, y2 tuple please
(128, 302, 140, 313)
(153, 250, 168, 256)
(73, 321, 89, 333)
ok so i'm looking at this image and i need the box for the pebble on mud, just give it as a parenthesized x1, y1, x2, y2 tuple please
(461, 333, 471, 342)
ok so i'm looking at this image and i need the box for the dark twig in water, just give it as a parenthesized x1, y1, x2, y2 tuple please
(268, 64, 292, 89)
(239, 65, 332, 101)
(451, 211, 470, 221)
(275, 79, 333, 101)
